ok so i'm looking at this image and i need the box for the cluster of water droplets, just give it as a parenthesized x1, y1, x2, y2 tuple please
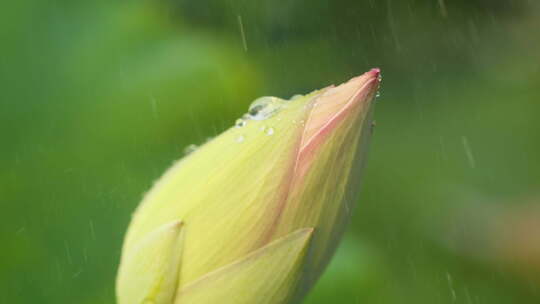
(232, 95, 300, 143)
(375, 73, 383, 98)
(259, 125, 274, 136)
(183, 94, 303, 150)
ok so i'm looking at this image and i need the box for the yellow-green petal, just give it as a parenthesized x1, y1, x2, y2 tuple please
(117, 220, 184, 304)
(116, 69, 381, 303)
(123, 91, 319, 286)
(174, 228, 313, 304)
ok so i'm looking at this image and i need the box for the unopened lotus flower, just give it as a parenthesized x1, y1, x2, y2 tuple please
(116, 69, 381, 304)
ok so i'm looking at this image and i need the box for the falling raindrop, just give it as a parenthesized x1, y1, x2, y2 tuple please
(446, 272, 457, 302)
(183, 144, 198, 155)
(461, 136, 476, 168)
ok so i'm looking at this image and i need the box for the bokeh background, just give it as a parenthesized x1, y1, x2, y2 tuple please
(2, 0, 539, 303)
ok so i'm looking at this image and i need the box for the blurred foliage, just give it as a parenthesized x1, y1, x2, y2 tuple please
(1, 0, 539, 303)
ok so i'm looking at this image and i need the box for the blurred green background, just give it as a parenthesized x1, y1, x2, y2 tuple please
(2, 0, 539, 303)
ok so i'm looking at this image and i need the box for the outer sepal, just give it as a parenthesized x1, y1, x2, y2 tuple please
(117, 220, 184, 304)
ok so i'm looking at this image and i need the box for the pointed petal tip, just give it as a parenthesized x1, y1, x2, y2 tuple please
(298, 68, 379, 161)
(347, 67, 381, 91)
(348, 68, 381, 104)
(365, 67, 381, 94)
(368, 68, 381, 77)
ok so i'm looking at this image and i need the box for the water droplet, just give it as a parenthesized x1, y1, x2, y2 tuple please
(370, 120, 377, 134)
(236, 135, 245, 143)
(265, 127, 274, 136)
(235, 118, 247, 127)
(247, 96, 287, 120)
(183, 144, 198, 155)
(376, 91, 381, 98)
(290, 94, 303, 100)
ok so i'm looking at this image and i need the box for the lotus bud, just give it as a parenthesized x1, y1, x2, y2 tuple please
(116, 68, 381, 304)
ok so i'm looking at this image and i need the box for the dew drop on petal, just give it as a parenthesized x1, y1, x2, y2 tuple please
(247, 96, 287, 120)
(289, 94, 303, 100)
(265, 127, 274, 136)
(236, 135, 245, 143)
(235, 118, 247, 127)
(183, 144, 198, 155)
